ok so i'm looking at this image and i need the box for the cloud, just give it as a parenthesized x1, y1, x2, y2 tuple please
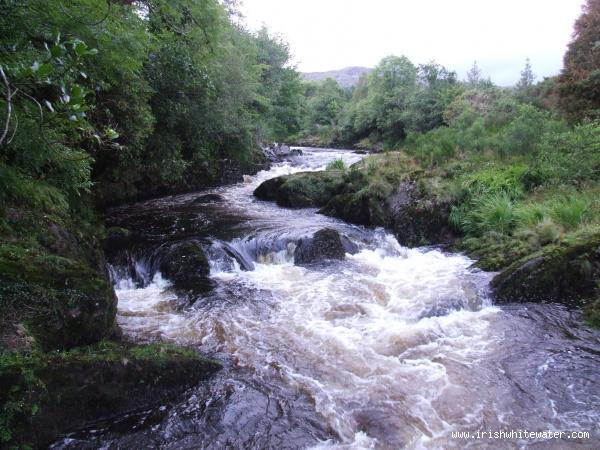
(240, 0, 585, 85)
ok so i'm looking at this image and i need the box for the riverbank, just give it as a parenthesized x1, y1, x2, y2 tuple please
(254, 149, 600, 326)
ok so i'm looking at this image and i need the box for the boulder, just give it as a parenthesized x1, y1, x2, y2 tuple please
(2, 342, 221, 449)
(387, 182, 454, 247)
(491, 232, 600, 303)
(254, 176, 287, 202)
(254, 171, 345, 208)
(294, 229, 347, 265)
(159, 241, 211, 290)
(261, 143, 303, 162)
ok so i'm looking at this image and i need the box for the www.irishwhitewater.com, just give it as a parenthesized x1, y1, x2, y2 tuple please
(451, 430, 590, 440)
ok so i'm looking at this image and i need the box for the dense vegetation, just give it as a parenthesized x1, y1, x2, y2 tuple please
(0, 1, 303, 446)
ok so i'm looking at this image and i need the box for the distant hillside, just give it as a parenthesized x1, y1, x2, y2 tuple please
(302, 66, 372, 88)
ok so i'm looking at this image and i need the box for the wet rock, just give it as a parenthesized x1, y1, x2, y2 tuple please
(491, 232, 600, 303)
(2, 342, 221, 449)
(340, 235, 359, 255)
(387, 182, 454, 247)
(253, 176, 287, 202)
(294, 229, 346, 265)
(159, 241, 211, 290)
(261, 143, 303, 162)
(192, 193, 223, 204)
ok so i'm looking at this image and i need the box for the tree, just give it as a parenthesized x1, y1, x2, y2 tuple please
(515, 58, 536, 103)
(467, 61, 483, 87)
(557, 0, 600, 121)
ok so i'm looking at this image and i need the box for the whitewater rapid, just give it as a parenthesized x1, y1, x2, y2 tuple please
(57, 148, 599, 450)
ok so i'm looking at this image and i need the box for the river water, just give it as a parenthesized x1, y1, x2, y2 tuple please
(54, 148, 600, 449)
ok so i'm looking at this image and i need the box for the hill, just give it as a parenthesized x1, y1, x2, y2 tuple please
(302, 66, 372, 88)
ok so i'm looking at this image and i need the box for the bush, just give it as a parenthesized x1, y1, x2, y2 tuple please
(534, 123, 600, 186)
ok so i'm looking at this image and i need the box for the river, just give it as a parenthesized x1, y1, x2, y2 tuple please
(53, 148, 600, 449)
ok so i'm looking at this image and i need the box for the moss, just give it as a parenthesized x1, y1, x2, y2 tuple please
(584, 298, 600, 328)
(254, 171, 347, 208)
(0, 342, 222, 448)
(0, 243, 117, 351)
(491, 230, 600, 303)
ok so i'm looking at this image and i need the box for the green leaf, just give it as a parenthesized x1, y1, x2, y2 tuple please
(106, 128, 119, 140)
(74, 41, 88, 57)
(50, 45, 64, 58)
(37, 63, 53, 77)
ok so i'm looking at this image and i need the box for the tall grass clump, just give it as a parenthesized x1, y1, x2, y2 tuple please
(549, 194, 592, 230)
(326, 158, 347, 171)
(458, 192, 516, 235)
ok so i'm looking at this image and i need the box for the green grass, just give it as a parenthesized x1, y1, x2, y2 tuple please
(326, 158, 347, 171)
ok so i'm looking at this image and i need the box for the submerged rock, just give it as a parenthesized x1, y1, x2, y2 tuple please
(159, 241, 212, 291)
(294, 229, 347, 265)
(192, 193, 223, 204)
(492, 231, 600, 303)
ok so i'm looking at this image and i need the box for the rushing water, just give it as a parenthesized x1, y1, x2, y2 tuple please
(53, 148, 600, 449)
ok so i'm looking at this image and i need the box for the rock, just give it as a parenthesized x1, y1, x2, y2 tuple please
(387, 182, 454, 247)
(0, 246, 118, 351)
(294, 229, 347, 265)
(491, 232, 600, 303)
(321, 191, 385, 227)
(261, 143, 303, 162)
(254, 176, 287, 201)
(340, 235, 360, 255)
(254, 171, 345, 208)
(159, 241, 212, 291)
(192, 193, 223, 204)
(2, 342, 221, 449)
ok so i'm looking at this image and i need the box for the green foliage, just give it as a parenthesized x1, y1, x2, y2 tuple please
(533, 123, 600, 185)
(453, 192, 516, 235)
(549, 194, 592, 230)
(326, 158, 347, 171)
(557, 0, 600, 122)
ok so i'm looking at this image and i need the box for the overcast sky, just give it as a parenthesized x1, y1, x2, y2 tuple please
(239, 0, 586, 86)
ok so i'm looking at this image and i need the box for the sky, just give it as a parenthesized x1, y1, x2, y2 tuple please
(239, 0, 586, 86)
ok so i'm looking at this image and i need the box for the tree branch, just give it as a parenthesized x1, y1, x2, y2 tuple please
(0, 65, 14, 147)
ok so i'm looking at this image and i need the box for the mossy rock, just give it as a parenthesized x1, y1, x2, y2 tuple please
(0, 244, 117, 351)
(253, 176, 287, 202)
(0, 342, 222, 448)
(158, 241, 212, 292)
(491, 231, 600, 303)
(254, 171, 346, 208)
(294, 229, 346, 265)
(321, 190, 386, 227)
